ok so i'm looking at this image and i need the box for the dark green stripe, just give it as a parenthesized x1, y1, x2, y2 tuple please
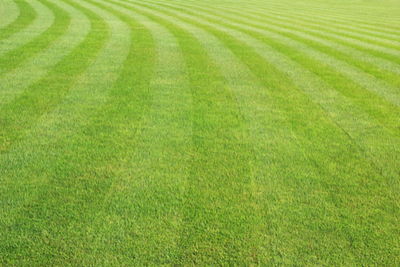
(0, 0, 71, 75)
(0, 0, 108, 154)
(0, 0, 36, 40)
(0, 1, 155, 264)
(140, 1, 400, 137)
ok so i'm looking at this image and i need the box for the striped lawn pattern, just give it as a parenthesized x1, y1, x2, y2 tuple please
(0, 0, 399, 265)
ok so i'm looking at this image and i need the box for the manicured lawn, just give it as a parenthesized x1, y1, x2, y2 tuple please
(0, 0, 399, 265)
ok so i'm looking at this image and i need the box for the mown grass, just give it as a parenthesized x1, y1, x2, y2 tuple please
(0, 0, 36, 40)
(0, 0, 71, 75)
(0, 0, 399, 265)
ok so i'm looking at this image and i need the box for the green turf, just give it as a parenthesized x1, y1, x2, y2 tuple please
(0, 0, 399, 265)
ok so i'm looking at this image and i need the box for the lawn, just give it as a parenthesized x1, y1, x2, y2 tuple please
(0, 0, 399, 265)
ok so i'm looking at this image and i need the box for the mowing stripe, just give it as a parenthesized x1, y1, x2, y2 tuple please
(0, 0, 54, 57)
(58, 4, 157, 264)
(131, 1, 400, 131)
(0, 0, 91, 106)
(262, 9, 400, 42)
(247, 0, 400, 29)
(69, 1, 192, 263)
(112, 0, 341, 263)
(142, 0, 400, 104)
(106, 1, 261, 264)
(0, 0, 71, 75)
(0, 0, 108, 155)
(0, 0, 399, 265)
(212, 1, 400, 43)
(0, 0, 132, 263)
(208, 31, 400, 265)
(158, 0, 400, 47)
(0, 0, 19, 29)
(179, 0, 400, 35)
(146, 1, 400, 107)
(173, 28, 253, 266)
(130, 0, 400, 216)
(121, 36, 190, 262)
(124, 0, 400, 186)
(0, 0, 35, 40)
(153, 0, 400, 77)
(259, 7, 400, 40)
(141, 0, 400, 77)
(108, 0, 399, 264)
(115, 2, 399, 264)
(0, 1, 157, 263)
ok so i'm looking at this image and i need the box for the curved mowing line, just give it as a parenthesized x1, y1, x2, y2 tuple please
(103, 0, 296, 264)
(0, 0, 54, 57)
(181, 1, 400, 102)
(90, 3, 394, 264)
(0, 0, 35, 40)
(218, 10, 400, 75)
(0, 1, 152, 264)
(0, 0, 71, 75)
(101, 0, 393, 263)
(144, 0, 400, 84)
(132, 1, 400, 124)
(200, 16, 400, 201)
(160, 9, 400, 265)
(20, 0, 133, 260)
(0, 1, 134, 264)
(0, 0, 19, 29)
(121, 0, 400, 185)
(102, 0, 263, 264)
(263, 6, 400, 39)
(152, 0, 400, 89)
(155, 0, 400, 45)
(0, 0, 109, 155)
(0, 0, 397, 265)
(262, 9, 400, 43)
(179, 0, 400, 35)
(154, 23, 253, 267)
(0, 0, 91, 106)
(234, 7, 400, 52)
(181, 0, 400, 49)
(239, 2, 400, 36)
(143, 0, 400, 61)
(247, 0, 400, 30)
(60, 0, 192, 263)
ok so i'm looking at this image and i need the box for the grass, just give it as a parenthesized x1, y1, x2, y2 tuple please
(0, 0, 399, 265)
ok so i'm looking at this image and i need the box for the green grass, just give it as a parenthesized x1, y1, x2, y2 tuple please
(0, 0, 399, 265)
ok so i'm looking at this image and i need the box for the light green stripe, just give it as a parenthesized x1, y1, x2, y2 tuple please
(0, 0, 90, 106)
(250, 0, 400, 27)
(0, 0, 72, 75)
(0, 0, 54, 56)
(156, 0, 400, 45)
(87, 1, 191, 261)
(107, 1, 259, 263)
(144, 0, 400, 58)
(0, 0, 19, 29)
(0, 0, 36, 41)
(144, 0, 400, 76)
(106, 1, 400, 264)
(135, 1, 400, 107)
(179, 0, 400, 33)
(0, 0, 130, 263)
(125, 0, 400, 185)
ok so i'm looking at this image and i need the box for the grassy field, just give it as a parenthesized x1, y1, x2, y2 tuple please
(0, 0, 399, 265)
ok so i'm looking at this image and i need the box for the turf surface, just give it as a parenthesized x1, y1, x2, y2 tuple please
(0, 0, 399, 265)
